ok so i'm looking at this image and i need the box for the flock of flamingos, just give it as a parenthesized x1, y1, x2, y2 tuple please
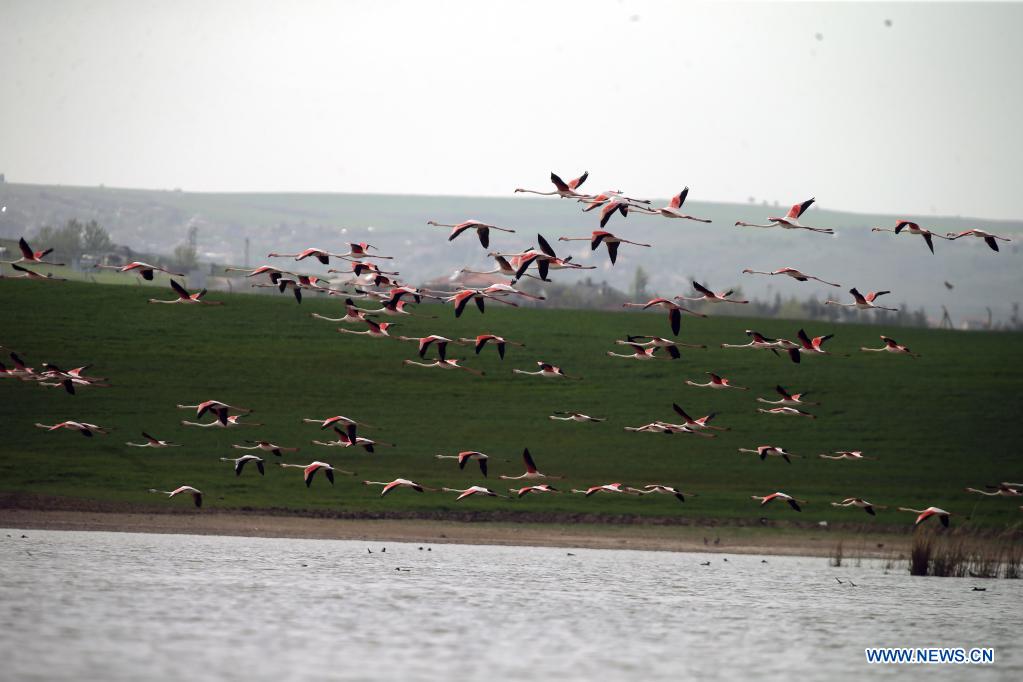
(3, 171, 1020, 526)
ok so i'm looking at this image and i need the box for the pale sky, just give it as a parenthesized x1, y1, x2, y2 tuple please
(2, 1, 1021, 220)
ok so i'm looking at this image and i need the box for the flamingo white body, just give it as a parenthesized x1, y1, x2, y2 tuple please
(364, 478, 434, 496)
(671, 404, 728, 431)
(337, 319, 396, 338)
(831, 498, 886, 515)
(148, 280, 223, 305)
(898, 506, 951, 527)
(966, 484, 1022, 497)
(499, 448, 563, 481)
(279, 461, 353, 486)
(946, 229, 1011, 252)
(861, 335, 919, 357)
(513, 361, 576, 379)
(686, 372, 748, 390)
(126, 432, 180, 448)
(442, 485, 508, 500)
(95, 261, 183, 280)
(232, 440, 299, 457)
(312, 428, 392, 453)
(402, 358, 484, 376)
(302, 415, 373, 431)
(458, 334, 524, 360)
(758, 406, 816, 419)
(181, 415, 262, 428)
(752, 492, 806, 511)
(35, 420, 109, 437)
(149, 485, 203, 507)
(558, 231, 650, 265)
(549, 412, 605, 422)
(872, 221, 949, 254)
(825, 288, 898, 311)
(435, 451, 490, 477)
(5, 237, 64, 266)
(427, 220, 516, 248)
(739, 445, 800, 463)
(676, 281, 749, 305)
(5, 263, 66, 281)
(735, 198, 833, 234)
(514, 171, 590, 198)
(622, 298, 706, 336)
(572, 483, 639, 497)
(721, 330, 784, 352)
(220, 455, 265, 476)
(511, 484, 560, 498)
(637, 485, 694, 502)
(741, 266, 838, 287)
(818, 451, 875, 461)
(631, 187, 712, 222)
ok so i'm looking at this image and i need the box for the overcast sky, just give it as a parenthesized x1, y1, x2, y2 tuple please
(2, 1, 1021, 220)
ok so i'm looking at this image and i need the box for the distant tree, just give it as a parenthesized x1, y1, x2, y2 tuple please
(80, 220, 113, 253)
(173, 243, 198, 270)
(631, 266, 649, 300)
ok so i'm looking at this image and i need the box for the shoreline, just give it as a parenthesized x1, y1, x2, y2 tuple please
(0, 494, 918, 557)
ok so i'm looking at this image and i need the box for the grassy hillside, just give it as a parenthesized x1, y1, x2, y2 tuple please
(1, 279, 1021, 528)
(2, 182, 1021, 323)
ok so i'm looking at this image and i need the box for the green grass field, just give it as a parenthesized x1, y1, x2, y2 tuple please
(1, 279, 1021, 528)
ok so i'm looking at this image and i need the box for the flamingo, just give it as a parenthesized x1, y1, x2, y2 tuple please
(477, 282, 546, 302)
(35, 363, 110, 394)
(224, 264, 288, 283)
(3, 237, 64, 266)
(607, 343, 678, 360)
(558, 231, 650, 265)
(898, 506, 951, 527)
(624, 422, 715, 437)
(818, 451, 875, 461)
(751, 492, 806, 511)
(177, 400, 251, 423)
(514, 171, 590, 198)
(182, 414, 263, 428)
(946, 229, 1012, 252)
(5, 352, 36, 378)
(364, 478, 436, 496)
(686, 372, 748, 390)
(460, 254, 547, 281)
(458, 334, 525, 360)
(491, 235, 596, 281)
(721, 330, 783, 351)
(831, 498, 886, 515)
(402, 358, 485, 376)
(621, 298, 706, 336)
(860, 335, 919, 357)
(327, 260, 400, 278)
(741, 266, 838, 287)
(311, 298, 378, 324)
(739, 445, 800, 463)
(549, 412, 605, 422)
(266, 247, 349, 265)
(636, 485, 694, 502)
(148, 280, 223, 305)
(624, 335, 706, 350)
(396, 334, 465, 361)
(966, 484, 1022, 497)
(872, 221, 950, 254)
(513, 361, 578, 379)
(510, 484, 561, 498)
(434, 451, 489, 477)
(279, 461, 354, 486)
(337, 319, 397, 338)
(757, 406, 815, 419)
(572, 483, 639, 497)
(671, 404, 728, 431)
(126, 432, 181, 448)
(220, 455, 265, 476)
(735, 198, 833, 234)
(676, 281, 749, 305)
(4, 263, 66, 281)
(758, 385, 818, 406)
(444, 289, 519, 318)
(441, 486, 509, 500)
(232, 440, 299, 457)
(825, 288, 898, 311)
(630, 187, 712, 222)
(95, 261, 183, 280)
(313, 427, 392, 453)
(35, 420, 109, 437)
(794, 328, 838, 356)
(336, 242, 393, 260)
(427, 220, 516, 248)
(499, 448, 563, 481)
(301, 415, 374, 431)
(149, 486, 203, 507)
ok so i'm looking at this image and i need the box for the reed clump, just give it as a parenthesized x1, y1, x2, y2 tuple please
(908, 528, 1022, 578)
(829, 540, 843, 567)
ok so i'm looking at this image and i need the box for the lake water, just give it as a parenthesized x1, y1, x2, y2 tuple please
(1, 529, 1019, 681)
